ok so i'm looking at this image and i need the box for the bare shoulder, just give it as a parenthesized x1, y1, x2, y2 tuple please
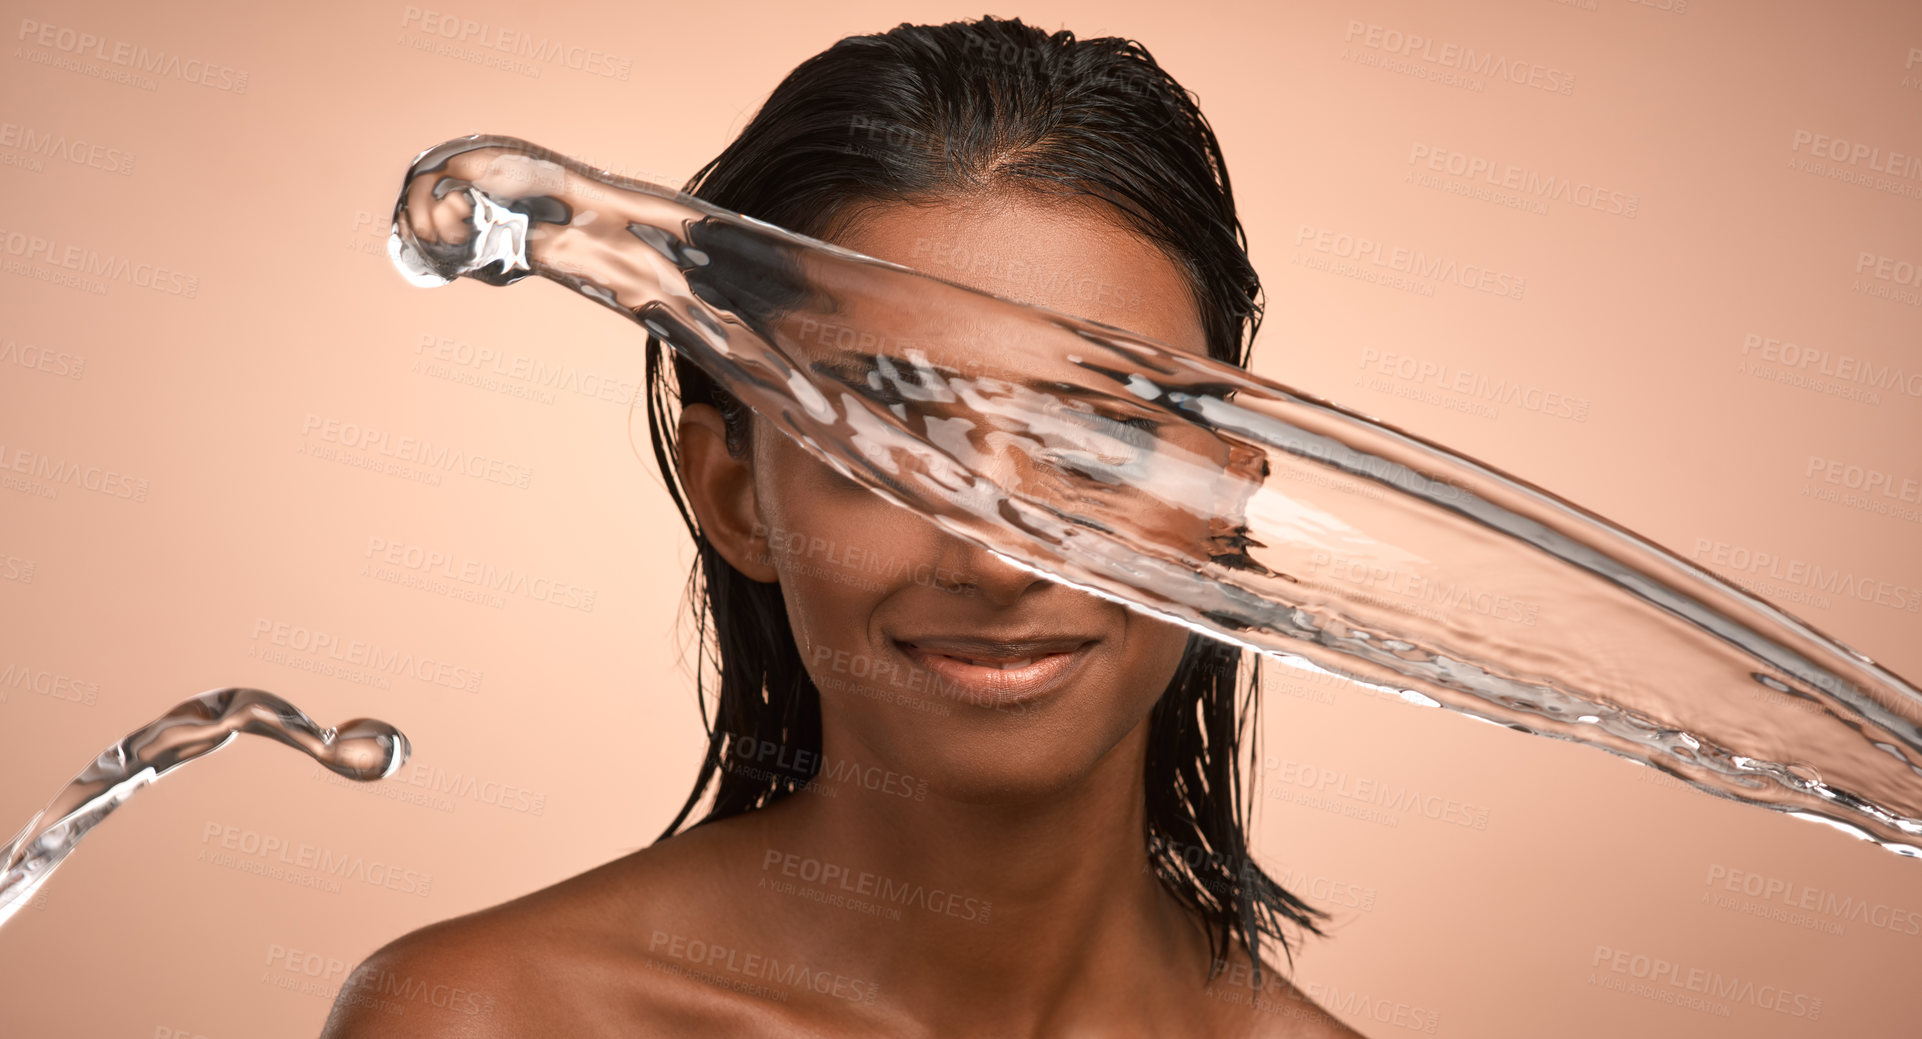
(316, 854, 653, 1039)
(1250, 982, 1372, 1039)
(320, 819, 795, 1038)
(317, 903, 544, 1037)
(1197, 952, 1373, 1039)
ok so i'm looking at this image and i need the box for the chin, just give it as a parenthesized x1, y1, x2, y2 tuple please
(908, 724, 1135, 807)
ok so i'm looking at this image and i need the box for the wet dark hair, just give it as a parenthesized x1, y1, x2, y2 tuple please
(644, 14, 1325, 981)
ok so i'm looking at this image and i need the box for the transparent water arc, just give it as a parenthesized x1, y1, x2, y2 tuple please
(0, 688, 409, 930)
(387, 133, 1922, 857)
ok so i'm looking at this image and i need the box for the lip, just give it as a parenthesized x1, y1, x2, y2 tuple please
(893, 634, 1098, 708)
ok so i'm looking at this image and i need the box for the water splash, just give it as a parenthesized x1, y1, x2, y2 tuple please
(0, 689, 408, 929)
(389, 134, 1922, 856)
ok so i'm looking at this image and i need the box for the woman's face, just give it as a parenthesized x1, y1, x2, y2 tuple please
(687, 191, 1215, 804)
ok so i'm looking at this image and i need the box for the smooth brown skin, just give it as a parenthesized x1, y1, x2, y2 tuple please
(324, 192, 1366, 1039)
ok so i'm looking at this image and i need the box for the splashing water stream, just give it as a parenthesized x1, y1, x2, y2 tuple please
(385, 134, 1920, 856)
(0, 689, 408, 929)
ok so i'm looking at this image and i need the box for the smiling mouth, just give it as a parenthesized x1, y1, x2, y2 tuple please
(893, 638, 1097, 706)
(938, 655, 1043, 670)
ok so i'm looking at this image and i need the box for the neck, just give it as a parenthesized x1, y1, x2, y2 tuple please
(748, 717, 1209, 1032)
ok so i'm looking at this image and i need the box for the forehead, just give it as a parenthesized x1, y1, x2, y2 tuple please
(828, 193, 1209, 358)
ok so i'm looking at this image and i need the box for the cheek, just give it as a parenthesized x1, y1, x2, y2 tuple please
(759, 435, 884, 543)
(1120, 615, 1193, 706)
(756, 444, 929, 657)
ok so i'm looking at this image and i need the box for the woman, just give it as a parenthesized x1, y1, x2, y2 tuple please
(328, 16, 1364, 1038)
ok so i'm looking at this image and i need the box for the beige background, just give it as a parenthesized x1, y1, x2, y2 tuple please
(3, 0, 1920, 1035)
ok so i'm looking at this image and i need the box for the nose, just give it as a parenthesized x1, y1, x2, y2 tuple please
(924, 431, 1069, 606)
(936, 530, 1047, 606)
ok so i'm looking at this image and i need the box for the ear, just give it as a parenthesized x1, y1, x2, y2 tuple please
(676, 403, 780, 583)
